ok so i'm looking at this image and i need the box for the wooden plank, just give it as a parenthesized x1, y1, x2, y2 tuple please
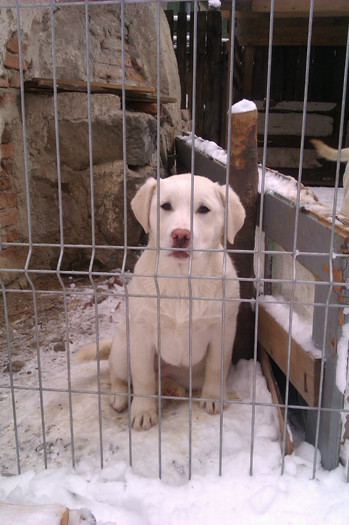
(252, 0, 349, 16)
(259, 346, 295, 456)
(242, 46, 255, 99)
(236, 17, 349, 46)
(24, 78, 177, 104)
(305, 283, 347, 471)
(258, 304, 321, 407)
(222, 0, 349, 17)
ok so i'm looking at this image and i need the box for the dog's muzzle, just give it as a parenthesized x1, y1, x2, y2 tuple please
(170, 229, 191, 259)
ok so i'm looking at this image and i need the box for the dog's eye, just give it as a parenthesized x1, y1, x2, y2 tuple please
(161, 202, 172, 211)
(197, 205, 210, 214)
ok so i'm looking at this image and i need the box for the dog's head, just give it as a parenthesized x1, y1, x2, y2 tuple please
(131, 174, 245, 262)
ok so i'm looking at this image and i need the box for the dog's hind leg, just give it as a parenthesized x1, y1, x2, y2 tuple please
(108, 323, 129, 412)
(200, 321, 236, 415)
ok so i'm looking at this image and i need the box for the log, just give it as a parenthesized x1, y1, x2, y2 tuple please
(228, 102, 259, 362)
(0, 503, 96, 525)
(0, 503, 69, 525)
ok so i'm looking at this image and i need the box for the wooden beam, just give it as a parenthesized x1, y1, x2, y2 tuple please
(236, 17, 349, 46)
(228, 105, 259, 362)
(24, 78, 177, 104)
(259, 346, 294, 456)
(222, 0, 349, 17)
(252, 0, 349, 16)
(0, 503, 71, 525)
(258, 304, 321, 407)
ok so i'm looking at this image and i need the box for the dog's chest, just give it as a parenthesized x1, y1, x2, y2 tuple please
(157, 304, 213, 367)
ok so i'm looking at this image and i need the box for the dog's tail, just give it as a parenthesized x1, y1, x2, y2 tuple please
(311, 139, 349, 163)
(75, 339, 113, 362)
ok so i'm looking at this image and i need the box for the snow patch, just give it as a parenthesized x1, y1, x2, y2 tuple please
(231, 99, 257, 114)
(336, 323, 349, 394)
(261, 295, 321, 358)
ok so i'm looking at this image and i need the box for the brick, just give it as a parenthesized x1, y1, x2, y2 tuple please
(126, 68, 146, 84)
(1, 127, 11, 144)
(1, 143, 13, 160)
(1, 228, 19, 243)
(4, 52, 28, 71)
(0, 92, 18, 106)
(1, 159, 13, 174)
(8, 70, 20, 88)
(0, 193, 17, 210)
(0, 77, 9, 88)
(94, 63, 122, 81)
(0, 246, 17, 258)
(0, 176, 12, 191)
(0, 209, 18, 228)
(6, 38, 28, 54)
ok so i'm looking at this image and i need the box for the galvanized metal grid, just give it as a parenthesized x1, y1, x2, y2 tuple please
(0, 0, 348, 482)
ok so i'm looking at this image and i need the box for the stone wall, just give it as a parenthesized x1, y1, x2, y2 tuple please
(0, 3, 181, 283)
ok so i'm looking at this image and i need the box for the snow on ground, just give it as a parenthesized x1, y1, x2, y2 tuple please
(1, 277, 349, 524)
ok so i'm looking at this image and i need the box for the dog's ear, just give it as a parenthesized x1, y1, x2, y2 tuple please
(217, 185, 246, 244)
(131, 177, 157, 233)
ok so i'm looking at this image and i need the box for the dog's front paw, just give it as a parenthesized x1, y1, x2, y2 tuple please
(200, 391, 228, 415)
(109, 394, 128, 412)
(131, 399, 158, 431)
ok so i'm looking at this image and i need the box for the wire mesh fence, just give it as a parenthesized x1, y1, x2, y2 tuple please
(0, 0, 348, 484)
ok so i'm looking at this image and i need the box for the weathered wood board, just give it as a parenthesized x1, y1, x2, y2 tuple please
(258, 305, 322, 407)
(259, 346, 295, 456)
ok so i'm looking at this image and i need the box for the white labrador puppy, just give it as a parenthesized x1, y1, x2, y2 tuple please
(77, 174, 245, 430)
(311, 139, 349, 217)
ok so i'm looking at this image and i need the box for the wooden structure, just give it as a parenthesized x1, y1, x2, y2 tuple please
(220, 0, 349, 185)
(0, 503, 94, 525)
(24, 77, 177, 115)
(176, 130, 349, 470)
(169, 1, 349, 184)
(165, 10, 236, 147)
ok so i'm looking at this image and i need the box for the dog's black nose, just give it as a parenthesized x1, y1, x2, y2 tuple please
(171, 229, 191, 248)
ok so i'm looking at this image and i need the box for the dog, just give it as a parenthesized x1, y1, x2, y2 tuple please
(77, 174, 245, 430)
(311, 139, 349, 217)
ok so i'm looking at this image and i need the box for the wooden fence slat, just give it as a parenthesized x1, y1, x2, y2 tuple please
(176, 11, 188, 109)
(195, 12, 207, 137)
(203, 11, 223, 144)
(167, 10, 230, 147)
(165, 10, 174, 41)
